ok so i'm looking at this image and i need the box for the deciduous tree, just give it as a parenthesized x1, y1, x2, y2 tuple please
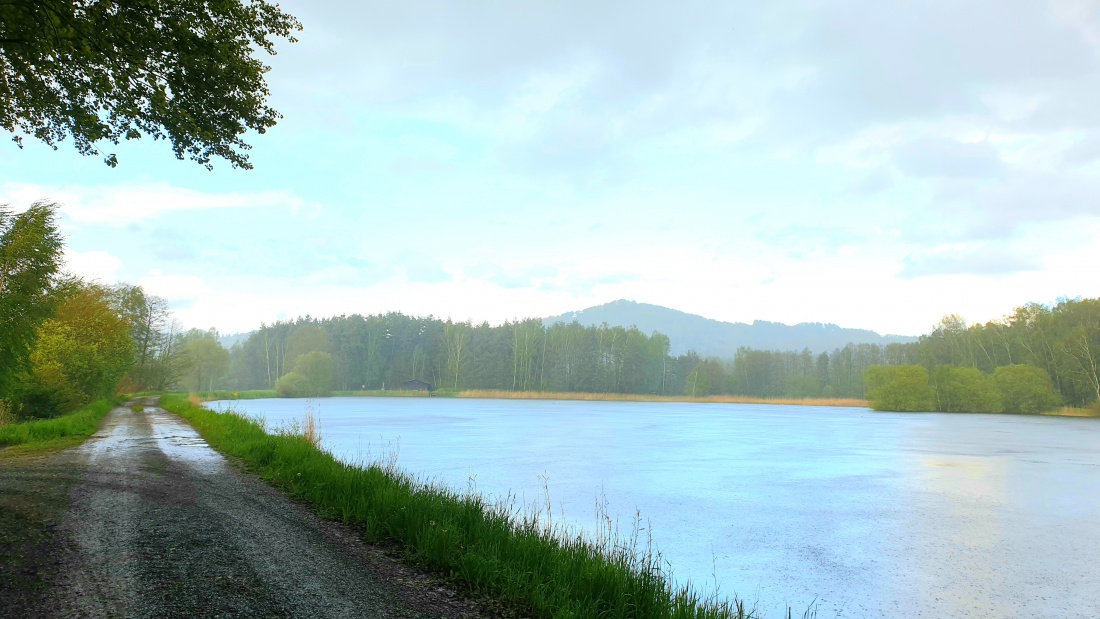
(0, 201, 63, 399)
(19, 283, 133, 416)
(179, 329, 229, 392)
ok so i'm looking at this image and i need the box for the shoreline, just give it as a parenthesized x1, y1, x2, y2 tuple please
(200, 388, 870, 408)
(453, 389, 870, 407)
(191, 389, 1100, 418)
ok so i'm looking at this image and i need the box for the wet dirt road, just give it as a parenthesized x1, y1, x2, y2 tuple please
(0, 400, 488, 618)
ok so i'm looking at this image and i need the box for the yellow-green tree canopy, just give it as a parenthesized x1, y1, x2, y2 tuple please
(21, 284, 134, 416)
(0, 0, 300, 168)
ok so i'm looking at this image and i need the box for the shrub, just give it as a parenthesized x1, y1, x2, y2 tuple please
(932, 366, 1003, 413)
(293, 351, 334, 395)
(994, 364, 1061, 414)
(275, 372, 313, 398)
(864, 364, 933, 411)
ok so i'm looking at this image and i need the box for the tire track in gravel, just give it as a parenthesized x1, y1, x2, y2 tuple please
(4, 399, 491, 619)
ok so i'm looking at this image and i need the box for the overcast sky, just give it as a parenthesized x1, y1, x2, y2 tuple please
(4, 0, 1100, 336)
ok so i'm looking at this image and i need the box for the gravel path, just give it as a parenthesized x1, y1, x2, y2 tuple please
(1, 399, 492, 619)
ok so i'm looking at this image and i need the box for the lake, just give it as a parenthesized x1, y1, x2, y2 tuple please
(208, 397, 1100, 618)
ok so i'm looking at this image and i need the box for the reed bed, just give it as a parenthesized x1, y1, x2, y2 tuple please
(1044, 406, 1100, 418)
(331, 390, 431, 398)
(165, 393, 759, 619)
(457, 390, 869, 408)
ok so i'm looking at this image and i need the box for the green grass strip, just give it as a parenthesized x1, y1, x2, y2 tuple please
(160, 394, 754, 619)
(0, 399, 115, 449)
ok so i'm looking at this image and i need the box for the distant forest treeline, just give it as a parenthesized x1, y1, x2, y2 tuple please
(196, 296, 1100, 410)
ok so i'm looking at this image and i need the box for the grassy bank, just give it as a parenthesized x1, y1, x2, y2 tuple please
(0, 399, 116, 456)
(161, 393, 754, 619)
(456, 389, 869, 408)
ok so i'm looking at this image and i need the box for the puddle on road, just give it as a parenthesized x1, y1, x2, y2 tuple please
(75, 407, 227, 476)
(146, 410, 225, 474)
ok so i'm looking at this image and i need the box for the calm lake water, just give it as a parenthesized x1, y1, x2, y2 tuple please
(209, 397, 1100, 618)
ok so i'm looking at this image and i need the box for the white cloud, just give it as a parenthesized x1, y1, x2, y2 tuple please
(900, 244, 1042, 278)
(138, 270, 211, 307)
(0, 182, 308, 224)
(62, 248, 123, 282)
(893, 137, 1005, 179)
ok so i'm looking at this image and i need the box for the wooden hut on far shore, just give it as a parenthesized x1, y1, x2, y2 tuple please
(402, 379, 433, 393)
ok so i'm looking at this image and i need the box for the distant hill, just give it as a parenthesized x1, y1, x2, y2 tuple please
(543, 299, 918, 357)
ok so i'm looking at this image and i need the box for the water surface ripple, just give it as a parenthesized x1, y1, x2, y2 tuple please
(211, 397, 1100, 618)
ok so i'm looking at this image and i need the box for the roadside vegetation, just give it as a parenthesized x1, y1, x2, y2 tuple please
(0, 399, 116, 455)
(161, 393, 757, 619)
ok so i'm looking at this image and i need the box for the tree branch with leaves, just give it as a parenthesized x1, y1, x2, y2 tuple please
(0, 0, 300, 169)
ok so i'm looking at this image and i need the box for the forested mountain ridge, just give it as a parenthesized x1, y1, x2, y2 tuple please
(544, 300, 917, 356)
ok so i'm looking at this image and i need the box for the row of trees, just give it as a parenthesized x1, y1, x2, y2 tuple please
(912, 301, 1100, 407)
(677, 343, 918, 400)
(223, 315, 685, 396)
(858, 300, 1100, 412)
(205, 317, 915, 400)
(690, 299, 1100, 412)
(171, 297, 1100, 413)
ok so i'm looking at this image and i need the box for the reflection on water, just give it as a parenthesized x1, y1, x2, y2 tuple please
(212, 398, 1100, 619)
(905, 456, 1008, 618)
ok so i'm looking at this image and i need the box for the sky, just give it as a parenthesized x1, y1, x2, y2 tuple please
(4, 0, 1100, 337)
